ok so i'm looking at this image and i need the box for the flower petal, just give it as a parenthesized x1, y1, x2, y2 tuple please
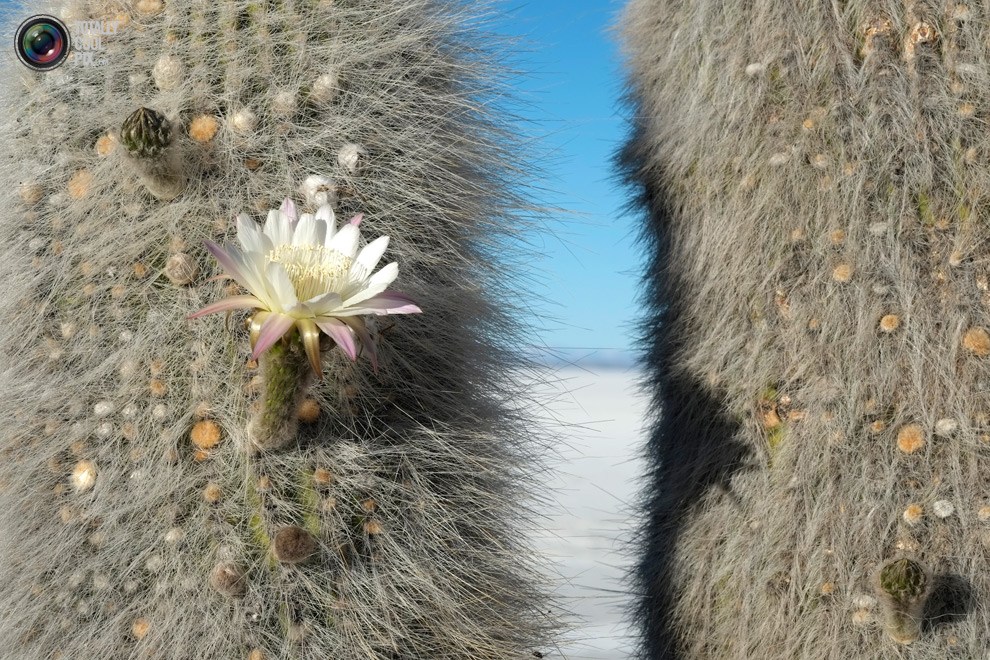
(369, 261, 399, 287)
(301, 291, 343, 317)
(316, 205, 337, 244)
(187, 294, 265, 319)
(333, 291, 421, 317)
(341, 316, 378, 373)
(292, 212, 323, 247)
(239, 250, 284, 309)
(328, 223, 360, 259)
(249, 311, 271, 351)
(204, 240, 269, 301)
(265, 262, 299, 311)
(236, 213, 271, 255)
(316, 204, 335, 225)
(263, 209, 290, 246)
(280, 197, 298, 225)
(251, 313, 295, 359)
(296, 318, 324, 378)
(341, 262, 399, 307)
(350, 235, 389, 280)
(315, 317, 358, 361)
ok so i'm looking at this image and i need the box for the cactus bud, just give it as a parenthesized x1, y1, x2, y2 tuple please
(875, 557, 932, 644)
(879, 558, 928, 603)
(118, 107, 186, 201)
(120, 107, 172, 159)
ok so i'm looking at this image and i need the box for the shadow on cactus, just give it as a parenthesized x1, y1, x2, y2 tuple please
(620, 145, 754, 656)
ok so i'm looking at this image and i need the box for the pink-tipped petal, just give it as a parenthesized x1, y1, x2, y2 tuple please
(341, 316, 378, 373)
(334, 291, 422, 316)
(280, 197, 298, 224)
(186, 295, 265, 319)
(315, 317, 358, 361)
(296, 318, 324, 379)
(203, 240, 267, 300)
(236, 213, 272, 254)
(349, 213, 363, 227)
(251, 313, 295, 359)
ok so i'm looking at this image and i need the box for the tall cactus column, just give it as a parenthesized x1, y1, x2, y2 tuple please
(621, 1, 990, 658)
(0, 0, 556, 658)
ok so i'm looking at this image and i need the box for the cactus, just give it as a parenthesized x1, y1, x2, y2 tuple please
(0, 0, 557, 658)
(118, 106, 186, 200)
(876, 556, 932, 644)
(620, 0, 990, 657)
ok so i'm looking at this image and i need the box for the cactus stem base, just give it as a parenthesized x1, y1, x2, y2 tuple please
(247, 334, 313, 453)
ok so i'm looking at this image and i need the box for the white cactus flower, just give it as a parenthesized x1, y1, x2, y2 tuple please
(189, 198, 420, 377)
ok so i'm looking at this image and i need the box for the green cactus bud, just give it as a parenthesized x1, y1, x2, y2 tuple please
(119, 107, 173, 159)
(879, 558, 929, 604)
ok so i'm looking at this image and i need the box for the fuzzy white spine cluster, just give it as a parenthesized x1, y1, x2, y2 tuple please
(0, 0, 557, 658)
(620, 0, 990, 657)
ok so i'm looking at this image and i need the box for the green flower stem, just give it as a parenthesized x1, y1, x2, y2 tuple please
(248, 335, 313, 452)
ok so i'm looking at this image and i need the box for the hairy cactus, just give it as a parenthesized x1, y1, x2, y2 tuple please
(876, 556, 932, 644)
(118, 106, 186, 200)
(620, 0, 990, 657)
(0, 1, 557, 658)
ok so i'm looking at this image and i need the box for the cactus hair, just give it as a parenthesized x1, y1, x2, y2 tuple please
(0, 0, 561, 657)
(620, 0, 990, 657)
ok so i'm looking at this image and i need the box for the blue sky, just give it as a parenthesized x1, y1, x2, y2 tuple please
(1, 0, 642, 365)
(492, 1, 641, 366)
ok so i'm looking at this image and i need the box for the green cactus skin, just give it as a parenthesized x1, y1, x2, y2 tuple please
(0, 0, 559, 658)
(247, 336, 312, 453)
(619, 0, 990, 657)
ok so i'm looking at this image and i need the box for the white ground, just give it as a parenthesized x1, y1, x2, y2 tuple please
(528, 365, 649, 660)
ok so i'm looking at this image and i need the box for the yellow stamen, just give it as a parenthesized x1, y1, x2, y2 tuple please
(266, 244, 352, 302)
